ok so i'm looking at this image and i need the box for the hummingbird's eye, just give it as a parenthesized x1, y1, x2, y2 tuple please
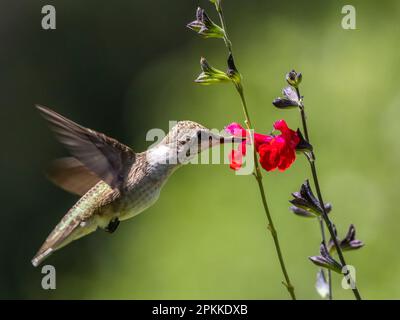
(179, 137, 189, 145)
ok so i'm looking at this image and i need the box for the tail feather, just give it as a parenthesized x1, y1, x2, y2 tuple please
(32, 248, 54, 267)
(31, 181, 113, 267)
(31, 219, 81, 267)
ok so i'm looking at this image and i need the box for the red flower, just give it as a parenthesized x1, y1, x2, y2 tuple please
(226, 123, 247, 170)
(225, 120, 300, 172)
(229, 147, 244, 170)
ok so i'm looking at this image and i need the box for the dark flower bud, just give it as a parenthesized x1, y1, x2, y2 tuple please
(309, 243, 342, 274)
(226, 53, 242, 86)
(195, 57, 230, 85)
(341, 224, 364, 251)
(328, 224, 364, 253)
(289, 180, 332, 218)
(283, 86, 299, 101)
(290, 205, 315, 218)
(272, 86, 300, 110)
(272, 98, 298, 109)
(295, 129, 313, 153)
(187, 7, 225, 39)
(286, 70, 302, 88)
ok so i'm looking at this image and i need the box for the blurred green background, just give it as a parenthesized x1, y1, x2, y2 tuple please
(1, 0, 399, 299)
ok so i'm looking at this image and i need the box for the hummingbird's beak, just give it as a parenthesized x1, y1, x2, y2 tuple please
(203, 132, 245, 149)
(219, 135, 246, 144)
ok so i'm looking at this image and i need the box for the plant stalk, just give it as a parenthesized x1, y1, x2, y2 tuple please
(295, 88, 362, 300)
(297, 89, 332, 299)
(216, 1, 296, 300)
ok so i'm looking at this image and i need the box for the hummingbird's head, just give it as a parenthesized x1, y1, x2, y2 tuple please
(162, 121, 243, 164)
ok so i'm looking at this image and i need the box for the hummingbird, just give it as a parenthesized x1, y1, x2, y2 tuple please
(32, 105, 241, 267)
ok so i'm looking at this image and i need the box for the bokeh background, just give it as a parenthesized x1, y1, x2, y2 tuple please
(1, 0, 399, 299)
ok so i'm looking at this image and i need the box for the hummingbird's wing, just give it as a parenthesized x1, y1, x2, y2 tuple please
(36, 105, 136, 191)
(46, 157, 101, 196)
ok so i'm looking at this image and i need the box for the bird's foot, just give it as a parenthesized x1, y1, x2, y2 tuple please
(105, 218, 120, 233)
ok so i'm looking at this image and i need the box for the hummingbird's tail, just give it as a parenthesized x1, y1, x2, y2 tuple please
(32, 248, 55, 267)
(31, 212, 99, 267)
(32, 181, 113, 267)
(31, 213, 84, 267)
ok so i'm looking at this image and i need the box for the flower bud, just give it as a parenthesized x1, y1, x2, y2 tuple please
(187, 7, 225, 39)
(309, 243, 342, 274)
(290, 205, 315, 218)
(289, 180, 331, 218)
(295, 129, 313, 153)
(272, 98, 298, 109)
(328, 224, 364, 253)
(194, 57, 230, 85)
(272, 86, 300, 110)
(286, 70, 302, 88)
(226, 53, 242, 86)
(341, 224, 364, 251)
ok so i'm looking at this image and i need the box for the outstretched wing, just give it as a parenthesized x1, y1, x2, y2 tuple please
(46, 157, 101, 196)
(36, 105, 136, 190)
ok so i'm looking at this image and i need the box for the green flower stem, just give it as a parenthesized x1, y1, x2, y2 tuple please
(295, 88, 362, 300)
(216, 1, 296, 300)
(215, 4, 233, 53)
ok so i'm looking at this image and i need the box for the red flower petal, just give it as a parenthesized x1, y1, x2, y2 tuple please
(225, 123, 247, 137)
(257, 132, 298, 172)
(258, 142, 279, 171)
(254, 133, 273, 151)
(273, 119, 289, 132)
(225, 120, 300, 172)
(277, 147, 295, 171)
(274, 120, 300, 149)
(228, 149, 243, 170)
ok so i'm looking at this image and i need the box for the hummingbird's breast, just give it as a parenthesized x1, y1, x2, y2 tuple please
(117, 178, 161, 221)
(114, 151, 179, 222)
